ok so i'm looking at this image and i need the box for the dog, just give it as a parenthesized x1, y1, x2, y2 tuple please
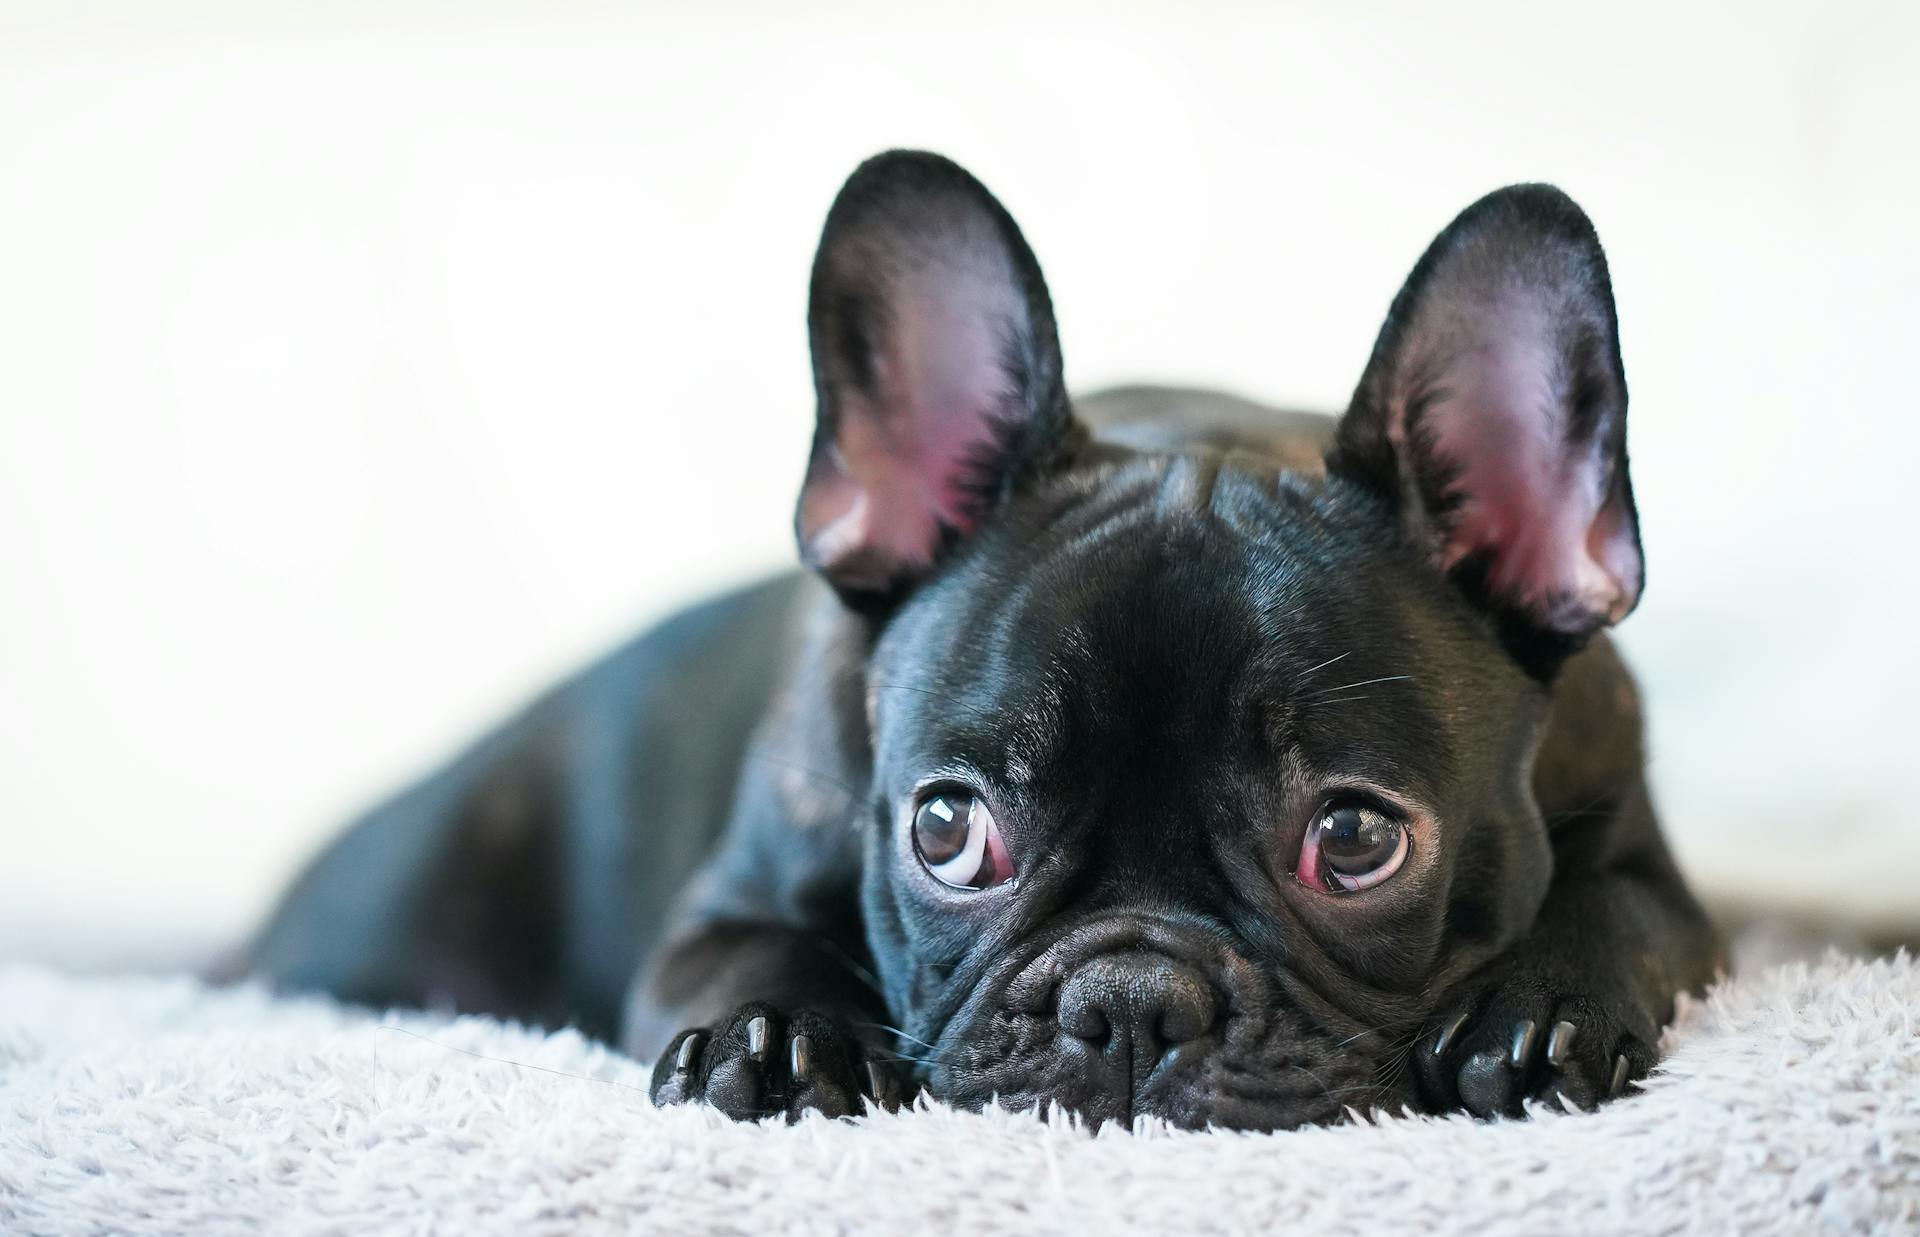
(247, 150, 1723, 1130)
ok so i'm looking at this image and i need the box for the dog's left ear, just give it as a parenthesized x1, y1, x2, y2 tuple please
(1330, 184, 1642, 670)
(797, 150, 1077, 603)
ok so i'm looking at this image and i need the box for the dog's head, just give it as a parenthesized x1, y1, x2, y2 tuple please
(796, 151, 1642, 1129)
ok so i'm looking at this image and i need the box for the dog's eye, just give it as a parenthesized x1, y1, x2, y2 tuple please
(1296, 802, 1409, 893)
(911, 791, 1012, 890)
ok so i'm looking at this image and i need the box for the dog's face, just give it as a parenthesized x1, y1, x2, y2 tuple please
(795, 153, 1642, 1129)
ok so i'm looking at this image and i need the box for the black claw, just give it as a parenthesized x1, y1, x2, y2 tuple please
(1608, 1054, 1629, 1097)
(789, 1034, 813, 1085)
(1432, 1011, 1471, 1058)
(747, 1015, 771, 1062)
(1507, 1019, 1539, 1069)
(652, 1029, 709, 1106)
(1545, 1020, 1578, 1069)
(674, 1032, 703, 1076)
(865, 1062, 899, 1112)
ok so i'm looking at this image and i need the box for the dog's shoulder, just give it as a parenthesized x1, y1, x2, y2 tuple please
(1073, 384, 1334, 475)
(1533, 633, 1650, 827)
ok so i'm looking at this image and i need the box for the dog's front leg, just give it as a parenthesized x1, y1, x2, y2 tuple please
(626, 919, 905, 1121)
(1415, 782, 1724, 1118)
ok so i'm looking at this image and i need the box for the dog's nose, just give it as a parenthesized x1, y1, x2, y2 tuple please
(1057, 951, 1217, 1065)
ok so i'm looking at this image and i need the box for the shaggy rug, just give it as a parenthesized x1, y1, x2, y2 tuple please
(2, 946, 1916, 1236)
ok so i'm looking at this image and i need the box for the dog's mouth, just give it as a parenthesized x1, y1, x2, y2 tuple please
(921, 1007, 1403, 1131)
(908, 919, 1410, 1131)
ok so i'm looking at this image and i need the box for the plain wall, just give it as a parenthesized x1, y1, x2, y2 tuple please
(3, 0, 1916, 966)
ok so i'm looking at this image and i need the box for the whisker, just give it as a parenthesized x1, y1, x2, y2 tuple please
(813, 935, 884, 997)
(1292, 650, 1352, 684)
(1303, 674, 1414, 699)
(856, 1021, 940, 1052)
(1306, 694, 1373, 707)
(1382, 1053, 1414, 1086)
(871, 682, 971, 711)
(876, 1051, 954, 1070)
(1282, 1061, 1335, 1090)
(1378, 1032, 1423, 1071)
(1332, 1023, 1399, 1051)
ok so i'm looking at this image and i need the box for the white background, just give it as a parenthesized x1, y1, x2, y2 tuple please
(3, 0, 1916, 967)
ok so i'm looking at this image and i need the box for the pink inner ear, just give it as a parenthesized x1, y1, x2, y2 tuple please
(1416, 310, 1640, 632)
(801, 238, 1025, 588)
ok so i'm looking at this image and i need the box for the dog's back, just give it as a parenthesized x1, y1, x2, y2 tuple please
(239, 570, 804, 1038)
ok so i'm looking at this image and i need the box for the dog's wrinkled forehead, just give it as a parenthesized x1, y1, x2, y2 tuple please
(868, 451, 1460, 793)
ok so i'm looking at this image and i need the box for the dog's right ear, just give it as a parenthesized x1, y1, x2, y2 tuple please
(796, 151, 1078, 603)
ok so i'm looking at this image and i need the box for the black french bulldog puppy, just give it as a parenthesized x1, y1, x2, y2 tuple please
(247, 150, 1722, 1130)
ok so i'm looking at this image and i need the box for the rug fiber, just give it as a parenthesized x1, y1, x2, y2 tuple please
(2, 948, 1916, 1235)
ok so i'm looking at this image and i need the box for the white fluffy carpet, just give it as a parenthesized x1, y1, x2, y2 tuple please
(3, 948, 1917, 1236)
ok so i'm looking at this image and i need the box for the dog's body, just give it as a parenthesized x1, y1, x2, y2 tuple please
(250, 154, 1721, 1130)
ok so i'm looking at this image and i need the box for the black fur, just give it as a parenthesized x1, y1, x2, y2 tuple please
(245, 152, 1721, 1130)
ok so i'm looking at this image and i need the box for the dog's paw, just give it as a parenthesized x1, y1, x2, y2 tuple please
(648, 1001, 907, 1121)
(1414, 969, 1662, 1119)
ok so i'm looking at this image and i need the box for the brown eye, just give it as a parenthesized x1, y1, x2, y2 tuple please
(911, 791, 1013, 890)
(1297, 802, 1410, 893)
